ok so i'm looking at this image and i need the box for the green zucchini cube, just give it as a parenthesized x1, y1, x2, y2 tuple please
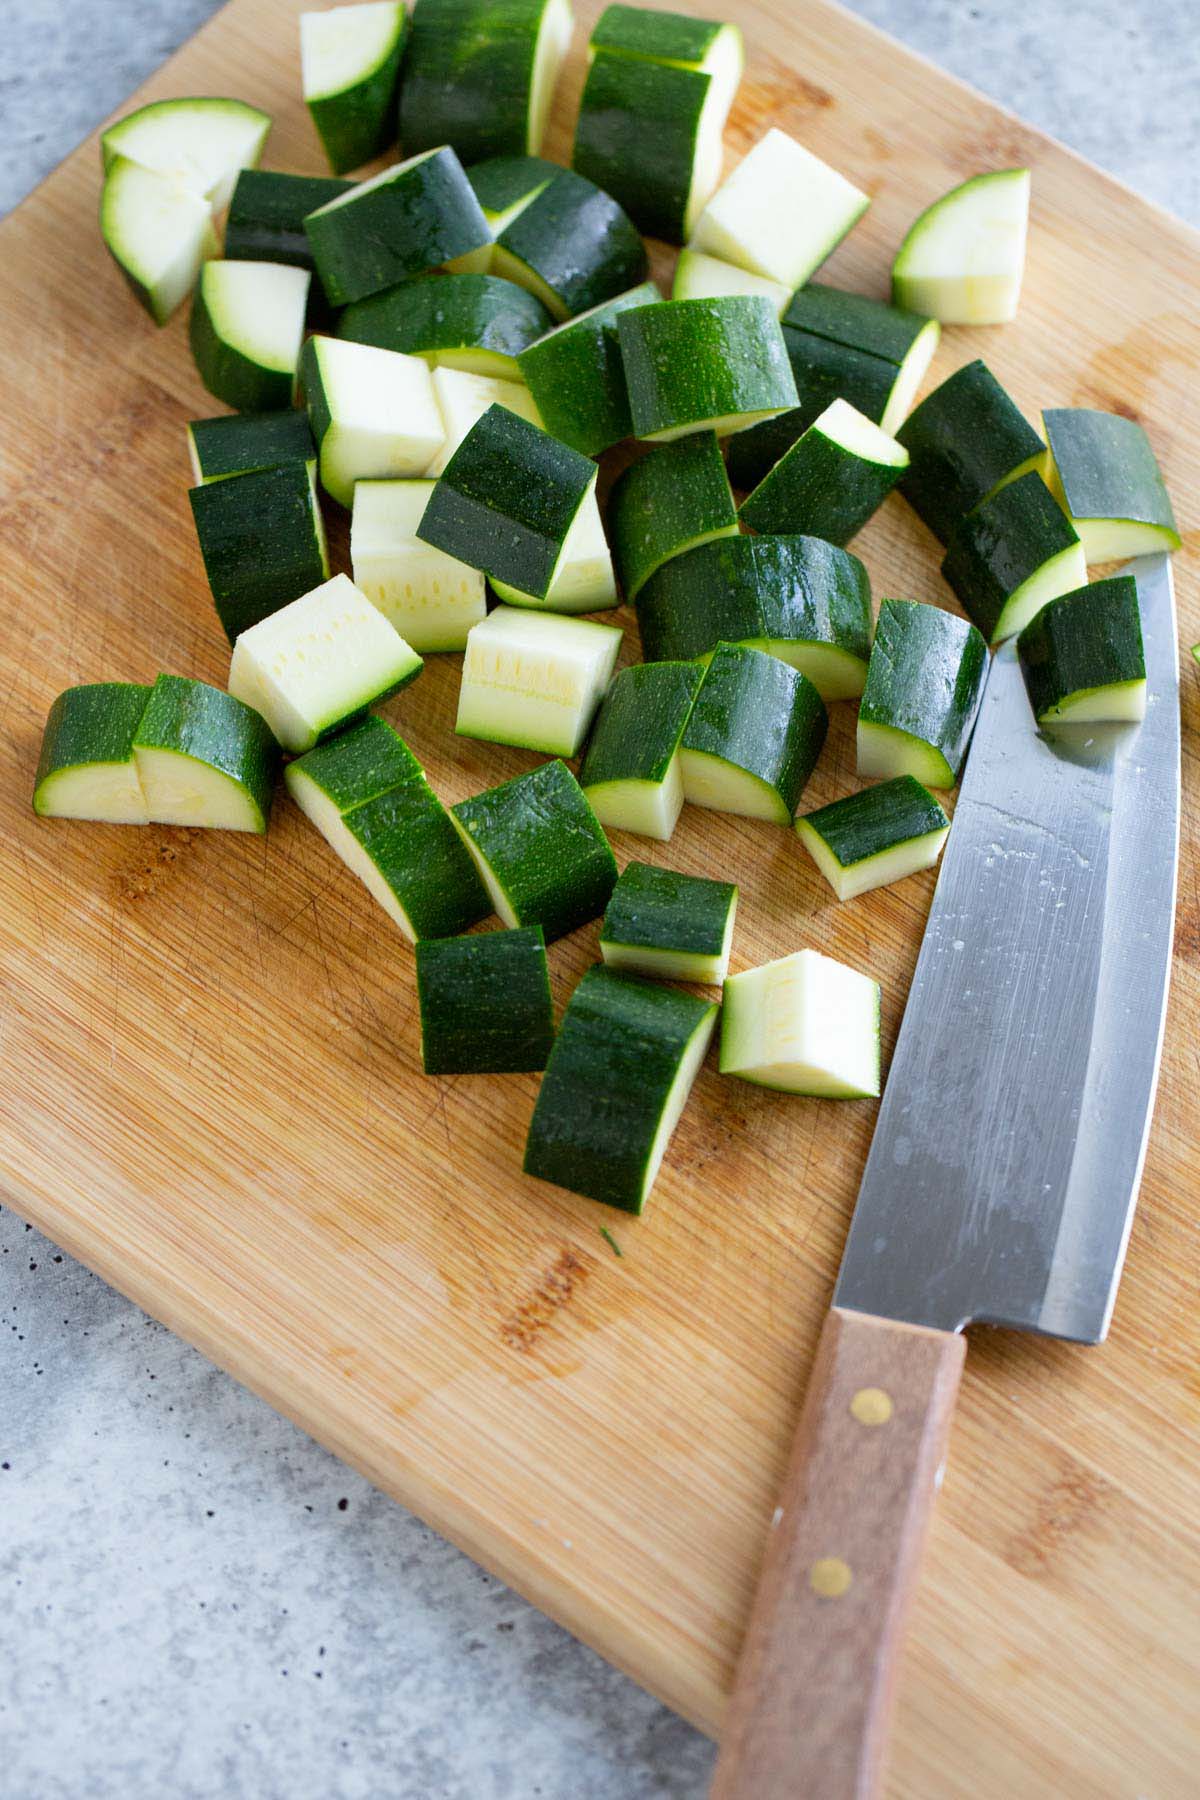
(187, 408, 316, 485)
(856, 600, 987, 789)
(399, 0, 573, 166)
(578, 660, 703, 841)
(457, 605, 622, 758)
(940, 470, 1088, 646)
(339, 272, 554, 379)
(517, 281, 662, 457)
(224, 169, 354, 320)
(488, 163, 648, 323)
(301, 334, 447, 508)
(617, 295, 798, 441)
(189, 259, 310, 413)
(1016, 575, 1147, 725)
(896, 359, 1046, 545)
(607, 430, 737, 603)
(33, 682, 153, 824)
(795, 776, 950, 902)
(189, 459, 330, 645)
(680, 642, 828, 824)
(416, 927, 554, 1074)
(1041, 408, 1181, 563)
(304, 145, 490, 304)
(599, 862, 738, 984)
(300, 1, 407, 175)
(692, 126, 869, 289)
(351, 480, 487, 653)
(739, 398, 908, 545)
(132, 674, 280, 833)
(720, 948, 880, 1097)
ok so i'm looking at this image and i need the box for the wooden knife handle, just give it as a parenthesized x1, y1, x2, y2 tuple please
(710, 1306, 966, 1800)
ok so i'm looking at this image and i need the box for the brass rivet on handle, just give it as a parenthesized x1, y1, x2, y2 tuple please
(850, 1386, 894, 1426)
(809, 1557, 853, 1598)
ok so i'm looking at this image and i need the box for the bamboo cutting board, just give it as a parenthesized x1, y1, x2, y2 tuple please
(1, 1, 1198, 1791)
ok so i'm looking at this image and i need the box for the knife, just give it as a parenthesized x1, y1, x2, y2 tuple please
(710, 553, 1181, 1800)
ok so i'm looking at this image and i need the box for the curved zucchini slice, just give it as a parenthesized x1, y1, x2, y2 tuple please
(33, 683, 153, 824)
(782, 283, 940, 434)
(892, 169, 1030, 326)
(188, 409, 316, 485)
(796, 775, 950, 901)
(301, 335, 446, 506)
(225, 168, 353, 266)
(895, 358, 1046, 545)
(607, 430, 736, 601)
(351, 479, 487, 651)
(578, 660, 703, 840)
(339, 273, 553, 378)
(427, 365, 543, 475)
(572, 55, 728, 245)
(599, 860, 737, 984)
(524, 964, 717, 1212)
(1041, 408, 1181, 562)
(130, 675, 279, 833)
(617, 295, 797, 441)
(305, 147, 490, 306)
(516, 281, 661, 456)
(189, 260, 309, 412)
(399, 0, 573, 164)
(450, 759, 617, 943)
(739, 398, 907, 544)
(672, 248, 789, 312)
(488, 164, 648, 322)
(1016, 575, 1146, 724)
(300, 2, 406, 174)
(416, 927, 554, 1073)
(100, 156, 219, 327)
(456, 605, 621, 755)
(100, 97, 271, 209)
(856, 599, 987, 789)
(680, 642, 827, 824)
(692, 125, 868, 289)
(719, 948, 880, 1098)
(940, 470, 1087, 645)
(188, 460, 329, 643)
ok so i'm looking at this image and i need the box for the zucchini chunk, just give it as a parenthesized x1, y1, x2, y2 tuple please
(456, 605, 621, 755)
(739, 398, 908, 544)
(187, 409, 316, 485)
(100, 156, 219, 327)
(940, 470, 1088, 645)
(892, 169, 1030, 326)
(427, 366, 543, 475)
(491, 490, 617, 613)
(132, 675, 278, 833)
(481, 162, 649, 321)
(607, 430, 736, 602)
(228, 573, 423, 754)
(351, 479, 487, 650)
(466, 153, 558, 236)
(450, 759, 618, 942)
(339, 273, 554, 378)
(517, 281, 662, 456)
(680, 642, 828, 824)
(524, 964, 717, 1212)
(1016, 575, 1147, 724)
(33, 683, 153, 825)
(796, 776, 950, 901)
(285, 716, 490, 940)
(300, 1, 407, 174)
(399, 0, 573, 164)
(224, 168, 354, 324)
(189, 260, 310, 412)
(781, 283, 940, 434)
(856, 599, 987, 789)
(188, 460, 330, 643)
(691, 126, 869, 289)
(100, 97, 271, 210)
(304, 146, 490, 305)
(896, 358, 1046, 545)
(578, 660, 703, 840)
(720, 948, 880, 1097)
(672, 248, 789, 312)
(416, 927, 554, 1074)
(617, 295, 797, 440)
(599, 860, 737, 984)
(635, 534, 873, 701)
(300, 335, 446, 506)
(1041, 408, 1181, 562)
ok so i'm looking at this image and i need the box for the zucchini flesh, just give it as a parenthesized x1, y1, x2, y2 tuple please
(300, 2, 407, 174)
(895, 358, 1046, 545)
(398, 0, 573, 164)
(301, 335, 446, 506)
(33, 683, 153, 824)
(856, 599, 987, 789)
(1016, 575, 1147, 724)
(796, 776, 950, 901)
(416, 927, 554, 1073)
(304, 147, 490, 306)
(1041, 408, 1181, 561)
(940, 470, 1088, 645)
(188, 460, 330, 644)
(680, 642, 827, 824)
(132, 675, 279, 833)
(607, 430, 736, 602)
(351, 479, 487, 651)
(100, 97, 272, 209)
(487, 164, 649, 322)
(617, 295, 798, 441)
(456, 604, 621, 756)
(892, 169, 1030, 325)
(739, 397, 907, 544)
(692, 125, 868, 289)
(100, 156, 219, 327)
(427, 366, 543, 476)
(187, 409, 316, 485)
(523, 964, 717, 1212)
(578, 660, 703, 840)
(516, 281, 662, 457)
(599, 860, 737, 984)
(671, 248, 789, 312)
(719, 948, 880, 1097)
(189, 260, 310, 413)
(338, 273, 554, 378)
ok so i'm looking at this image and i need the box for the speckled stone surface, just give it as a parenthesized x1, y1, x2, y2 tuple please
(2, 6, 1197, 1797)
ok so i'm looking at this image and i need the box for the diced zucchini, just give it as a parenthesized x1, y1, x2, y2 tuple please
(187, 409, 316, 485)
(100, 156, 219, 327)
(691, 126, 868, 289)
(100, 97, 271, 210)
(516, 281, 661, 456)
(339, 273, 554, 378)
(399, 0, 573, 164)
(607, 430, 736, 602)
(680, 642, 827, 824)
(132, 675, 279, 833)
(524, 964, 717, 1211)
(33, 683, 153, 824)
(304, 146, 490, 305)
(671, 248, 789, 312)
(224, 168, 353, 276)
(739, 398, 908, 543)
(617, 295, 797, 441)
(466, 153, 557, 235)
(188, 460, 330, 643)
(589, 5, 740, 84)
(1041, 408, 1181, 562)
(450, 759, 618, 942)
(578, 660, 702, 840)
(484, 162, 649, 322)
(416, 927, 554, 1073)
(940, 470, 1088, 645)
(896, 358, 1046, 545)
(599, 860, 737, 983)
(892, 169, 1030, 326)
(856, 599, 987, 789)
(456, 604, 621, 755)
(228, 573, 423, 754)
(720, 948, 880, 1097)
(782, 282, 937, 372)
(796, 776, 950, 901)
(300, 1, 407, 174)
(490, 488, 617, 613)
(301, 334, 446, 506)
(427, 365, 543, 475)
(189, 260, 310, 412)
(351, 479, 487, 650)
(1016, 575, 1147, 724)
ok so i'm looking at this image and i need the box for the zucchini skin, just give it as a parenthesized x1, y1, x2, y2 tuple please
(493, 166, 649, 320)
(224, 168, 352, 321)
(941, 471, 1083, 643)
(133, 674, 279, 830)
(343, 780, 492, 937)
(189, 462, 329, 643)
(466, 153, 557, 217)
(782, 283, 931, 364)
(617, 297, 797, 439)
(1042, 408, 1180, 542)
(600, 860, 735, 958)
(416, 926, 554, 1073)
(589, 5, 725, 61)
(33, 683, 152, 810)
(682, 642, 828, 819)
(579, 661, 702, 789)
(725, 329, 897, 489)
(306, 11, 407, 175)
(286, 713, 425, 808)
(799, 775, 948, 869)
(573, 54, 713, 243)
(399, 0, 561, 164)
(304, 148, 490, 306)
(517, 281, 661, 457)
(608, 431, 736, 600)
(739, 414, 904, 544)
(188, 409, 316, 483)
(896, 358, 1044, 544)
(523, 964, 716, 1211)
(339, 273, 553, 367)
(1016, 575, 1145, 721)
(859, 600, 987, 784)
(188, 266, 303, 413)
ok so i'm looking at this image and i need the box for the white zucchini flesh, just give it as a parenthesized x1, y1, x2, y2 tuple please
(1041, 679, 1148, 725)
(684, 68, 736, 239)
(101, 159, 219, 324)
(35, 762, 150, 826)
(585, 759, 684, 842)
(133, 747, 265, 832)
(692, 127, 868, 289)
(284, 763, 418, 936)
(817, 396, 909, 468)
(456, 604, 622, 756)
(1040, 494, 1175, 566)
(351, 479, 486, 650)
(301, 2, 404, 100)
(679, 747, 789, 824)
(991, 540, 1089, 643)
(601, 907, 736, 985)
(639, 1007, 718, 1196)
(310, 338, 446, 504)
(101, 99, 271, 209)
(879, 318, 941, 435)
(202, 261, 310, 374)
(672, 248, 789, 314)
(855, 720, 954, 790)
(795, 817, 951, 902)
(720, 948, 880, 1097)
(427, 367, 543, 476)
(491, 487, 617, 614)
(528, 0, 575, 155)
(892, 169, 1030, 326)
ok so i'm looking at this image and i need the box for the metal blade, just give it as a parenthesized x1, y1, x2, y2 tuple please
(835, 555, 1180, 1344)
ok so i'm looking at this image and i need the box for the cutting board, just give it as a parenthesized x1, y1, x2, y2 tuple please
(1, 0, 1197, 1791)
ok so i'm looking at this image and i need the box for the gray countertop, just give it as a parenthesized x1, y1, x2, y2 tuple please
(2, 6, 1197, 1797)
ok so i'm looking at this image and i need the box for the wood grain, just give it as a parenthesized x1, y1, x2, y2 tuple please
(0, 1, 1197, 1793)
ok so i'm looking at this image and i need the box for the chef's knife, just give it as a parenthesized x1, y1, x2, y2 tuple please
(711, 553, 1180, 1800)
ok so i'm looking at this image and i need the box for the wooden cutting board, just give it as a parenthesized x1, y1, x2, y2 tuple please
(1, 1, 1197, 1791)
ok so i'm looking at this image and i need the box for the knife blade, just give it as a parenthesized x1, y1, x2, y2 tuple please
(712, 555, 1180, 1800)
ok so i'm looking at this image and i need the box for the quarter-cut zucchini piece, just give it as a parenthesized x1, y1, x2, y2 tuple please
(301, 335, 446, 506)
(607, 431, 736, 601)
(228, 573, 423, 754)
(739, 398, 908, 543)
(896, 358, 1045, 545)
(488, 163, 648, 322)
(100, 97, 271, 209)
(720, 948, 880, 1097)
(285, 716, 490, 939)
(589, 5, 739, 77)
(351, 479, 487, 650)
(599, 860, 737, 983)
(857, 599, 987, 788)
(466, 153, 558, 235)
(524, 964, 717, 1211)
(189, 260, 310, 412)
(187, 409, 316, 485)
(1016, 575, 1147, 724)
(189, 460, 330, 643)
(781, 283, 940, 434)
(692, 125, 868, 289)
(300, 2, 407, 174)
(399, 0, 573, 164)
(617, 295, 797, 441)
(635, 534, 872, 700)
(796, 776, 950, 901)
(456, 605, 621, 755)
(672, 248, 788, 312)
(33, 683, 153, 824)
(304, 146, 490, 305)
(427, 365, 543, 475)
(224, 168, 353, 268)
(940, 470, 1088, 645)
(892, 169, 1030, 325)
(578, 660, 702, 839)
(100, 157, 219, 326)
(132, 675, 279, 833)
(338, 273, 553, 377)
(680, 642, 827, 823)
(516, 281, 661, 456)
(1041, 408, 1181, 562)
(450, 759, 617, 942)
(490, 488, 617, 613)
(416, 927, 554, 1073)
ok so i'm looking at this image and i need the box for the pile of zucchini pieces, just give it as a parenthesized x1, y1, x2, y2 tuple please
(42, 0, 1181, 1218)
